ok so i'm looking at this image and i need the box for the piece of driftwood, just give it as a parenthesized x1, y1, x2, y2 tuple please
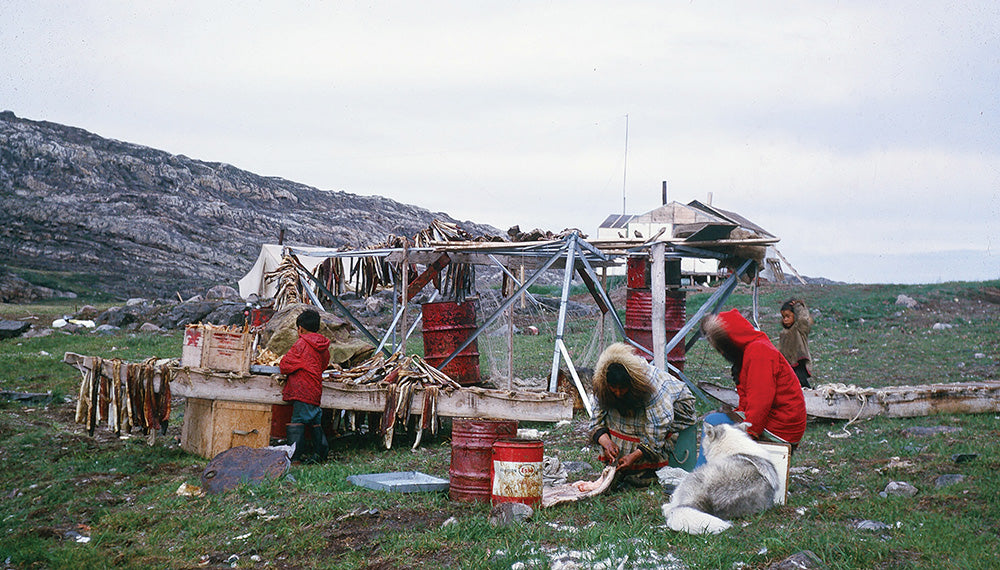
(698, 380, 1000, 421)
(171, 367, 573, 422)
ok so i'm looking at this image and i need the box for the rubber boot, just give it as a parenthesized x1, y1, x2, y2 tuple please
(309, 424, 328, 463)
(286, 423, 308, 463)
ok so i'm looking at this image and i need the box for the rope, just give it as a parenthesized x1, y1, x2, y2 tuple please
(819, 383, 873, 439)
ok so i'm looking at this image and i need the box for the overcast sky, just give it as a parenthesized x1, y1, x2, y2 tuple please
(3, 1, 997, 284)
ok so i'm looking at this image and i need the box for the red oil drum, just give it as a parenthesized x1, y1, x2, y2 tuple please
(271, 404, 293, 438)
(624, 288, 687, 371)
(422, 300, 481, 386)
(491, 438, 544, 507)
(449, 418, 518, 502)
(626, 256, 650, 289)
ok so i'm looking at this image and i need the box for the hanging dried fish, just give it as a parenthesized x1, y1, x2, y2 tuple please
(109, 359, 122, 435)
(335, 349, 460, 449)
(264, 255, 303, 310)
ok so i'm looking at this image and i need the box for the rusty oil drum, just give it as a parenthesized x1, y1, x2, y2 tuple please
(490, 438, 544, 507)
(626, 256, 650, 289)
(422, 300, 481, 386)
(270, 404, 292, 438)
(624, 288, 687, 371)
(449, 418, 518, 502)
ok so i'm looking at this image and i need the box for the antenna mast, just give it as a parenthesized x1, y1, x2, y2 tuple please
(622, 114, 629, 214)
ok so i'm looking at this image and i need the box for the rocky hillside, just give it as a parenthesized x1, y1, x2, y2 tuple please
(0, 111, 498, 299)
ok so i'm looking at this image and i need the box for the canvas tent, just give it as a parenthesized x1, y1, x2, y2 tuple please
(238, 244, 328, 300)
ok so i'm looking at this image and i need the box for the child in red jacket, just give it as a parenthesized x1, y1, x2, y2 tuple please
(695, 309, 807, 467)
(279, 308, 331, 463)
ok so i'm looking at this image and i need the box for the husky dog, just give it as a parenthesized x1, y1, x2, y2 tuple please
(661, 422, 780, 534)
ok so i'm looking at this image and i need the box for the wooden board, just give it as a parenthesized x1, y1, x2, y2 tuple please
(200, 329, 252, 373)
(170, 368, 573, 422)
(759, 441, 791, 505)
(698, 380, 1000, 421)
(180, 398, 272, 459)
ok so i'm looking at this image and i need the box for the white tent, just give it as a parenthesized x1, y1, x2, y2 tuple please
(237, 244, 328, 300)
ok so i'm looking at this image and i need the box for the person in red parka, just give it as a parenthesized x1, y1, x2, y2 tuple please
(695, 309, 807, 466)
(279, 308, 331, 463)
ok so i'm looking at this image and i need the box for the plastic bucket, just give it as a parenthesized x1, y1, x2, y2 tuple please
(491, 438, 544, 507)
(449, 418, 518, 502)
(668, 424, 697, 472)
(422, 300, 481, 386)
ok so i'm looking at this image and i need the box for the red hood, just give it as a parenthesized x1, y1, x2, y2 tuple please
(713, 309, 770, 349)
(299, 331, 331, 352)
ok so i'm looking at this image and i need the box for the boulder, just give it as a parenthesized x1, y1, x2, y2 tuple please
(261, 303, 373, 366)
(156, 300, 222, 329)
(22, 327, 53, 339)
(205, 285, 240, 301)
(767, 550, 826, 569)
(879, 481, 918, 497)
(200, 445, 290, 495)
(203, 302, 247, 327)
(0, 320, 31, 339)
(97, 305, 146, 328)
(76, 305, 99, 319)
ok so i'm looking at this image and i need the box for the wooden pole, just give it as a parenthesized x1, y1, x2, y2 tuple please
(506, 304, 514, 390)
(519, 264, 526, 310)
(600, 266, 608, 349)
(549, 236, 578, 392)
(399, 240, 409, 353)
(651, 242, 666, 370)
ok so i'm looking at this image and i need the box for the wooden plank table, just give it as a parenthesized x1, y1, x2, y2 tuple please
(64, 353, 573, 423)
(170, 367, 573, 422)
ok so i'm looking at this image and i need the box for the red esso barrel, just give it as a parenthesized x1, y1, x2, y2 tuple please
(449, 419, 518, 502)
(491, 438, 543, 507)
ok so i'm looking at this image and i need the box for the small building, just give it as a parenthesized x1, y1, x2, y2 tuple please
(596, 213, 636, 240)
(597, 197, 785, 284)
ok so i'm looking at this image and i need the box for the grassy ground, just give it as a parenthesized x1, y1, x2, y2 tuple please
(1, 280, 998, 569)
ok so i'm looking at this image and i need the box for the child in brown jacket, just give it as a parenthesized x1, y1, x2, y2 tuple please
(779, 299, 814, 388)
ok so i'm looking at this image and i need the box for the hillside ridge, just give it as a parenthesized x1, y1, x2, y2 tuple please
(0, 111, 498, 298)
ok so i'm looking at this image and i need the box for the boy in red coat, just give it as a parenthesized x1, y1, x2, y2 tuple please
(695, 309, 807, 466)
(279, 308, 331, 463)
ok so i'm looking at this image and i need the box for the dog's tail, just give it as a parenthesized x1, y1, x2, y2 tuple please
(662, 504, 732, 535)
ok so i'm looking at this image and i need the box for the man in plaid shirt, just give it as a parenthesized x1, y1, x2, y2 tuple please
(589, 343, 698, 486)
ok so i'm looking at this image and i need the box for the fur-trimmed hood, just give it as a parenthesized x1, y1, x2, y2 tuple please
(592, 342, 653, 404)
(702, 309, 770, 350)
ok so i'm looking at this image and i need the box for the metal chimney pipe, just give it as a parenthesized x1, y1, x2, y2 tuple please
(661, 181, 668, 205)
(707, 192, 713, 206)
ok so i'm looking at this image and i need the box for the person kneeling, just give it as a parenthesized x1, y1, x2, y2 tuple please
(589, 343, 698, 487)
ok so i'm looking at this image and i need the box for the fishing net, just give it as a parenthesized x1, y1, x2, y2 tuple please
(475, 277, 621, 392)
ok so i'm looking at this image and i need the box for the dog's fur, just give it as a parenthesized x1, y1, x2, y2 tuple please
(661, 422, 780, 534)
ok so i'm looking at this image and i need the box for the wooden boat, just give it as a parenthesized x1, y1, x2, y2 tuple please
(698, 380, 1000, 421)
